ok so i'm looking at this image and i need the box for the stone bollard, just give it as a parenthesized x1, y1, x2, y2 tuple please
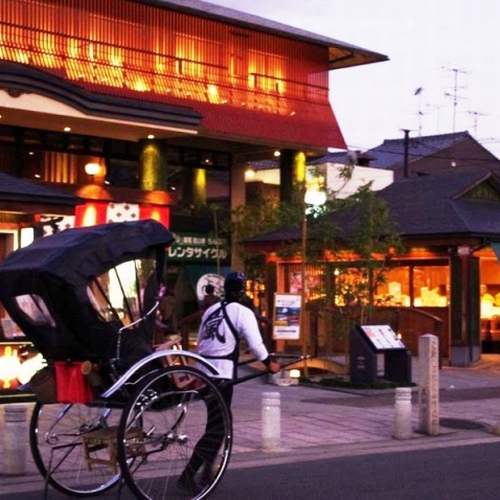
(394, 387, 412, 439)
(261, 392, 280, 451)
(2, 405, 27, 475)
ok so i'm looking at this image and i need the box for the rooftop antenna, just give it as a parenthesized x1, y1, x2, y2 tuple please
(413, 87, 425, 136)
(444, 67, 468, 166)
(466, 110, 487, 137)
(444, 67, 468, 136)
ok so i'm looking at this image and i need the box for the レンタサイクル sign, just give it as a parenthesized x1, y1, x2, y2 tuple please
(167, 232, 229, 262)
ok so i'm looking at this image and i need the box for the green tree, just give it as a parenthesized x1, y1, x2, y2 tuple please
(230, 170, 403, 358)
(229, 195, 303, 279)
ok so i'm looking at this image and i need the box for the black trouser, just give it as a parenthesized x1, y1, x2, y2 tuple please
(181, 380, 233, 480)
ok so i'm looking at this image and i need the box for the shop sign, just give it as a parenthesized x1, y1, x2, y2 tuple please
(167, 232, 229, 262)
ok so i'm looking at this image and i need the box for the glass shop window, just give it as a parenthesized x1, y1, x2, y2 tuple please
(375, 267, 410, 306)
(412, 266, 449, 307)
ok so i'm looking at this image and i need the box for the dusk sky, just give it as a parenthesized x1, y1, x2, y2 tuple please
(209, 0, 500, 157)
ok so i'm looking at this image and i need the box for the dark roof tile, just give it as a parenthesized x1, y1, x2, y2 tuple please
(364, 131, 497, 170)
(245, 168, 500, 244)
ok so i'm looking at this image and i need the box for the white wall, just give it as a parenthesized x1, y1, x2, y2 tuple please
(325, 162, 393, 198)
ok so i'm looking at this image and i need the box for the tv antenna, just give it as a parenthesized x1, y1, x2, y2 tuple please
(466, 110, 487, 137)
(443, 67, 468, 135)
(413, 87, 425, 136)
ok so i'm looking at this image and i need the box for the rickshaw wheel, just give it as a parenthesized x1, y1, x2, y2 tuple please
(29, 401, 123, 497)
(116, 365, 232, 500)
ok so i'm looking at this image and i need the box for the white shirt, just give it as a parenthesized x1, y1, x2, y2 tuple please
(196, 301, 269, 379)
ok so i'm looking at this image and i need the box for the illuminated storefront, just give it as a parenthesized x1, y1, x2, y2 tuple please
(246, 170, 500, 367)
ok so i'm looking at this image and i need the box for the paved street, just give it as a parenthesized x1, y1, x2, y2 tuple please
(2, 355, 500, 497)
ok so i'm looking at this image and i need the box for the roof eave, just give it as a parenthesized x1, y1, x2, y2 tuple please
(144, 1, 389, 71)
(328, 46, 389, 70)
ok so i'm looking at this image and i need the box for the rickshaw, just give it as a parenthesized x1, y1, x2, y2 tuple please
(0, 219, 303, 500)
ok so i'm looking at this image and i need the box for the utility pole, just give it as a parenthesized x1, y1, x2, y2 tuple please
(403, 129, 410, 178)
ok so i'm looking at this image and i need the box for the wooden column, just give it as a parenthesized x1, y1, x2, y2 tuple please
(450, 250, 480, 366)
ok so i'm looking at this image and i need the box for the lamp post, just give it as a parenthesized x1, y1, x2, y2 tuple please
(301, 188, 327, 361)
(300, 202, 307, 360)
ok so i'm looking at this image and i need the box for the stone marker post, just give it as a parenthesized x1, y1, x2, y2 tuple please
(394, 387, 412, 439)
(2, 405, 27, 475)
(262, 392, 280, 451)
(418, 334, 440, 435)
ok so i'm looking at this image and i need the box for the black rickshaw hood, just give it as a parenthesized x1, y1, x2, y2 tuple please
(0, 219, 174, 290)
(0, 220, 175, 361)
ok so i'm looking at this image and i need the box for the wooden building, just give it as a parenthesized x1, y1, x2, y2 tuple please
(0, 0, 386, 259)
(0, 0, 388, 392)
(244, 166, 500, 367)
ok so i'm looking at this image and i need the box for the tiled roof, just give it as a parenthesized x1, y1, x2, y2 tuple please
(196, 97, 346, 150)
(0, 173, 81, 205)
(245, 168, 500, 245)
(376, 168, 500, 236)
(364, 131, 493, 170)
(309, 151, 350, 165)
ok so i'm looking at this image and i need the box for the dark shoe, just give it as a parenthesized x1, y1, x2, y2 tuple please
(176, 475, 202, 496)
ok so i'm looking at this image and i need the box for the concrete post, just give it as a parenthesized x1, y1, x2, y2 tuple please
(418, 334, 440, 435)
(261, 392, 280, 451)
(2, 405, 27, 475)
(394, 387, 412, 439)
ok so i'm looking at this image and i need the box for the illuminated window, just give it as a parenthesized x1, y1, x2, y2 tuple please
(248, 50, 286, 94)
(412, 266, 449, 307)
(375, 265, 449, 307)
(176, 33, 222, 79)
(375, 267, 411, 307)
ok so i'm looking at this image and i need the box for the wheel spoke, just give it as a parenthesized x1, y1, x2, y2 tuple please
(117, 366, 232, 500)
(30, 402, 122, 497)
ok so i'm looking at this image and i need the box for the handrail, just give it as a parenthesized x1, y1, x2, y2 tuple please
(400, 307, 443, 327)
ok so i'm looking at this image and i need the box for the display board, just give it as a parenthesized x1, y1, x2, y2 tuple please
(272, 293, 302, 340)
(359, 324, 406, 351)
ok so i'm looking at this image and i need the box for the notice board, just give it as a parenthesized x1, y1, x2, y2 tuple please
(358, 324, 406, 351)
(272, 293, 302, 340)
